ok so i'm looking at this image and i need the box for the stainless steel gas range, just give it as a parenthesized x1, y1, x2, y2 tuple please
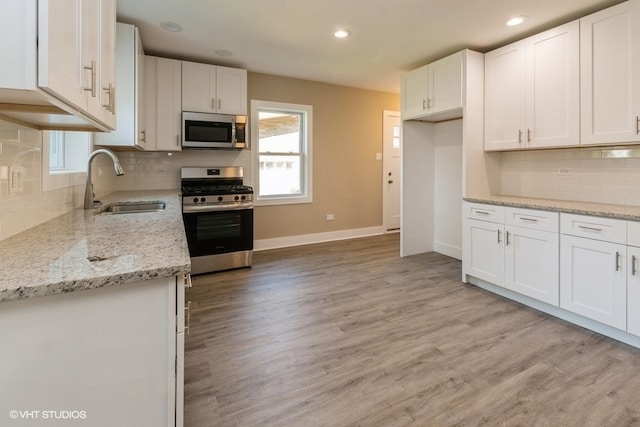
(181, 167, 253, 274)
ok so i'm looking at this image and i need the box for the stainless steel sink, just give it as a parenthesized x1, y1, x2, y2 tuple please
(100, 201, 166, 214)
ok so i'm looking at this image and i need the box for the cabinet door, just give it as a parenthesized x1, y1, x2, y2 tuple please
(428, 51, 462, 115)
(581, 1, 640, 145)
(37, 0, 85, 111)
(401, 65, 429, 119)
(484, 41, 527, 151)
(136, 30, 146, 149)
(156, 57, 182, 151)
(526, 21, 579, 149)
(463, 218, 505, 286)
(628, 246, 640, 337)
(97, 0, 116, 129)
(560, 235, 626, 329)
(182, 61, 217, 113)
(505, 226, 559, 305)
(216, 66, 247, 115)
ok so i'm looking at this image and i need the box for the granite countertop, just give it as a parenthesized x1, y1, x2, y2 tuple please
(0, 190, 191, 304)
(464, 195, 640, 221)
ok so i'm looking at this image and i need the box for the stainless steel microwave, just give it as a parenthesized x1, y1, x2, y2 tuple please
(182, 112, 247, 149)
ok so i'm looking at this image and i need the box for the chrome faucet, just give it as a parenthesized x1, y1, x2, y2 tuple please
(84, 148, 125, 209)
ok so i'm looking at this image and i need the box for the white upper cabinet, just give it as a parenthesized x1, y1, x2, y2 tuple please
(145, 56, 182, 151)
(182, 62, 247, 115)
(485, 21, 579, 151)
(94, 23, 146, 149)
(402, 51, 463, 121)
(0, 0, 115, 131)
(580, 1, 640, 145)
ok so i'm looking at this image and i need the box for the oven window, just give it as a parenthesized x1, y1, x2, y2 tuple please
(197, 213, 242, 240)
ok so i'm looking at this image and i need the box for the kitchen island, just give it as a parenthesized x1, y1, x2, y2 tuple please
(0, 190, 190, 427)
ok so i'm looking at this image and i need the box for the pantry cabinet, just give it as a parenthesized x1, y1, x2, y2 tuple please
(145, 56, 182, 151)
(94, 23, 146, 149)
(0, 0, 116, 131)
(401, 51, 462, 121)
(485, 21, 579, 150)
(559, 214, 627, 330)
(580, 1, 640, 145)
(182, 62, 247, 115)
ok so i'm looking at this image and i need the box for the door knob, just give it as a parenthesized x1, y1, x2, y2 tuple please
(388, 180, 394, 184)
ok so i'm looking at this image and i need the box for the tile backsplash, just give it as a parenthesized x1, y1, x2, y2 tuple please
(501, 147, 640, 206)
(0, 124, 83, 241)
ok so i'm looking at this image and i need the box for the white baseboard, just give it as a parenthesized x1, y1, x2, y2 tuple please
(254, 226, 387, 251)
(433, 241, 462, 260)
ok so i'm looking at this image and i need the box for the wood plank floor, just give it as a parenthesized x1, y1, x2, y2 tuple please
(184, 233, 640, 426)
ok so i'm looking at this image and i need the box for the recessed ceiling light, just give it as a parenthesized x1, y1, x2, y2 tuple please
(160, 21, 183, 32)
(334, 29, 351, 38)
(215, 49, 233, 57)
(506, 16, 527, 26)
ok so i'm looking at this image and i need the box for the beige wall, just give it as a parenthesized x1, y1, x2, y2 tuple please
(248, 72, 400, 240)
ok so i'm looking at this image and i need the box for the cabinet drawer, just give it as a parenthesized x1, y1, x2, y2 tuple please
(505, 207, 558, 233)
(560, 213, 626, 244)
(628, 221, 640, 247)
(464, 202, 504, 223)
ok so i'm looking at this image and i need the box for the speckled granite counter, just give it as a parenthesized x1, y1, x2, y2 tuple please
(464, 195, 640, 221)
(0, 190, 190, 303)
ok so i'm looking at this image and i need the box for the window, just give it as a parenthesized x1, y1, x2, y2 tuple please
(42, 131, 90, 192)
(251, 100, 313, 205)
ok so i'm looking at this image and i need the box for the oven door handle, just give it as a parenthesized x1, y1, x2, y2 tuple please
(182, 202, 254, 213)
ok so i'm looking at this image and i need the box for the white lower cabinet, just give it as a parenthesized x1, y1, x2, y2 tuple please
(627, 222, 640, 337)
(0, 275, 184, 426)
(504, 207, 560, 305)
(559, 213, 627, 330)
(463, 202, 560, 305)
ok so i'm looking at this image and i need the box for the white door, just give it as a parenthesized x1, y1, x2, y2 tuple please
(505, 226, 559, 305)
(560, 235, 626, 329)
(383, 110, 401, 231)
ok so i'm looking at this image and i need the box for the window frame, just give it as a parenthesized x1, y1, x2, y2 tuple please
(42, 130, 90, 192)
(251, 100, 313, 206)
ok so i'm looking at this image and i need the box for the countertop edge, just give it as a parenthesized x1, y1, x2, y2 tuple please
(464, 196, 640, 221)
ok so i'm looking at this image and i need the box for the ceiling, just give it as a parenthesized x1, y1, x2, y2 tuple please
(116, 0, 625, 94)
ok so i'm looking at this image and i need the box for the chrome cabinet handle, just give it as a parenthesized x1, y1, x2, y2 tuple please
(184, 301, 192, 335)
(636, 116, 639, 135)
(102, 83, 114, 112)
(140, 129, 146, 142)
(218, 98, 222, 110)
(518, 130, 523, 144)
(427, 98, 432, 109)
(520, 217, 538, 222)
(506, 230, 511, 246)
(577, 225, 603, 232)
(475, 210, 490, 216)
(527, 128, 532, 142)
(633, 255, 637, 276)
(422, 99, 427, 110)
(184, 274, 193, 289)
(616, 252, 621, 272)
(497, 229, 502, 244)
(83, 60, 97, 97)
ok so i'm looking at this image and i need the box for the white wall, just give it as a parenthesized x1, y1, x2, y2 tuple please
(434, 119, 463, 259)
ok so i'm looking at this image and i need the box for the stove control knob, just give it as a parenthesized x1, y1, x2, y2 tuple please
(218, 196, 224, 202)
(241, 195, 246, 201)
(193, 197, 198, 203)
(234, 195, 240, 201)
(200, 197, 206, 203)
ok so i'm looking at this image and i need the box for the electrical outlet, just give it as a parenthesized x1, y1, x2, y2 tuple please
(375, 153, 383, 161)
(326, 213, 335, 221)
(9, 166, 24, 194)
